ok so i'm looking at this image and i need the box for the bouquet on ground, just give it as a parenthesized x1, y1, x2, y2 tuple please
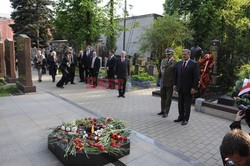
(48, 117, 130, 158)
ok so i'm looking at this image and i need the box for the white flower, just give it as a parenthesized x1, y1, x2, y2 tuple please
(94, 136, 98, 140)
(98, 133, 101, 137)
(85, 134, 88, 138)
(61, 126, 65, 131)
(66, 127, 71, 132)
(68, 132, 74, 135)
(72, 127, 78, 133)
(94, 131, 98, 135)
(83, 131, 86, 134)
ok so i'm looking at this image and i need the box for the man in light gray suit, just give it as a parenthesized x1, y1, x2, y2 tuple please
(115, 51, 130, 98)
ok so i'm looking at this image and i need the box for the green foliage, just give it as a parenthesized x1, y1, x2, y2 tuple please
(163, 0, 226, 50)
(53, 0, 105, 48)
(139, 14, 192, 66)
(10, 0, 53, 47)
(0, 80, 18, 97)
(217, 0, 250, 89)
(132, 71, 156, 82)
(98, 67, 107, 78)
(164, 0, 250, 91)
(230, 64, 250, 96)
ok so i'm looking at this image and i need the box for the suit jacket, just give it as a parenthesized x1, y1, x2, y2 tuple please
(107, 56, 116, 76)
(175, 59, 200, 93)
(83, 50, 92, 69)
(90, 56, 101, 74)
(161, 58, 177, 87)
(115, 58, 130, 78)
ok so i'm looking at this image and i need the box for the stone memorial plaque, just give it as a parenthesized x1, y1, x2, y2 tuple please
(16, 34, 36, 93)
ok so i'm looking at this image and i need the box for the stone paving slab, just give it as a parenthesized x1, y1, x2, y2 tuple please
(0, 91, 203, 166)
(30, 71, 250, 166)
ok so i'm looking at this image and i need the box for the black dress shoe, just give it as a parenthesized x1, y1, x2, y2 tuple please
(122, 95, 125, 98)
(181, 121, 188, 125)
(117, 95, 122, 98)
(162, 114, 168, 118)
(174, 118, 183, 122)
(157, 112, 164, 115)
(71, 82, 76, 84)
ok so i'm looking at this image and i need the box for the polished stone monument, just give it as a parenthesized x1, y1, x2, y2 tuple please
(16, 34, 36, 93)
(0, 42, 5, 77)
(4, 39, 17, 83)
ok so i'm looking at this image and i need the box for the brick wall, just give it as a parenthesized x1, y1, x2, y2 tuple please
(0, 17, 14, 42)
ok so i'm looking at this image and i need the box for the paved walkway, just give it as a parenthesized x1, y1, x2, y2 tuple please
(0, 89, 202, 166)
(8, 70, 250, 165)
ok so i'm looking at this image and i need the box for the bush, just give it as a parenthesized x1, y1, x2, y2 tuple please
(229, 64, 250, 96)
(132, 71, 156, 82)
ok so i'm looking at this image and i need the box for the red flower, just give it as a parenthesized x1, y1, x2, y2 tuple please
(98, 145, 105, 151)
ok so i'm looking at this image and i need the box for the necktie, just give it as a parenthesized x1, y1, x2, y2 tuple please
(182, 61, 186, 73)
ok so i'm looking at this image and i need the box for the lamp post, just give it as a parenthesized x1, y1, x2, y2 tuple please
(123, 0, 127, 51)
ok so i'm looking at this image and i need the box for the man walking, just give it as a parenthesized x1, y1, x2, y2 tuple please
(173, 49, 200, 125)
(115, 51, 130, 98)
(157, 48, 177, 118)
(106, 50, 116, 89)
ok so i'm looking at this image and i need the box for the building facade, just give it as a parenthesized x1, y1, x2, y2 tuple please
(102, 13, 162, 57)
(0, 17, 14, 42)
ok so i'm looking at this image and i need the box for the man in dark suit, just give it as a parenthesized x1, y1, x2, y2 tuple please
(157, 48, 177, 118)
(106, 50, 116, 89)
(78, 50, 85, 82)
(173, 49, 200, 125)
(83, 45, 93, 84)
(67, 47, 77, 84)
(90, 51, 100, 88)
(115, 51, 130, 98)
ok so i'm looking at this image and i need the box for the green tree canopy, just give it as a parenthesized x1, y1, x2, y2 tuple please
(139, 15, 192, 65)
(10, 0, 53, 48)
(53, 0, 106, 48)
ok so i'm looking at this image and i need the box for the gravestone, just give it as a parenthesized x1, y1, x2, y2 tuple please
(134, 64, 139, 75)
(218, 95, 235, 106)
(148, 65, 156, 76)
(16, 34, 36, 93)
(0, 42, 5, 77)
(208, 40, 222, 93)
(4, 39, 17, 83)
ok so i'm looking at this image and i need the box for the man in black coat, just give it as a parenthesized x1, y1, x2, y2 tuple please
(83, 45, 92, 84)
(115, 51, 130, 98)
(173, 49, 200, 125)
(90, 51, 100, 87)
(106, 50, 116, 89)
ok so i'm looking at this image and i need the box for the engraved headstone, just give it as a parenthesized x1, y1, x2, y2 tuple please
(16, 34, 36, 93)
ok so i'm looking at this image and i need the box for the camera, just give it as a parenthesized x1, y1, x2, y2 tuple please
(238, 104, 250, 128)
(224, 159, 234, 166)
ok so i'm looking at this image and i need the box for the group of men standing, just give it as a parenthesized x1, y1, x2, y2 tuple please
(58, 46, 130, 98)
(158, 48, 200, 125)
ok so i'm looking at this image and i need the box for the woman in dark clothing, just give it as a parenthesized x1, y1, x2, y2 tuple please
(48, 51, 58, 82)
